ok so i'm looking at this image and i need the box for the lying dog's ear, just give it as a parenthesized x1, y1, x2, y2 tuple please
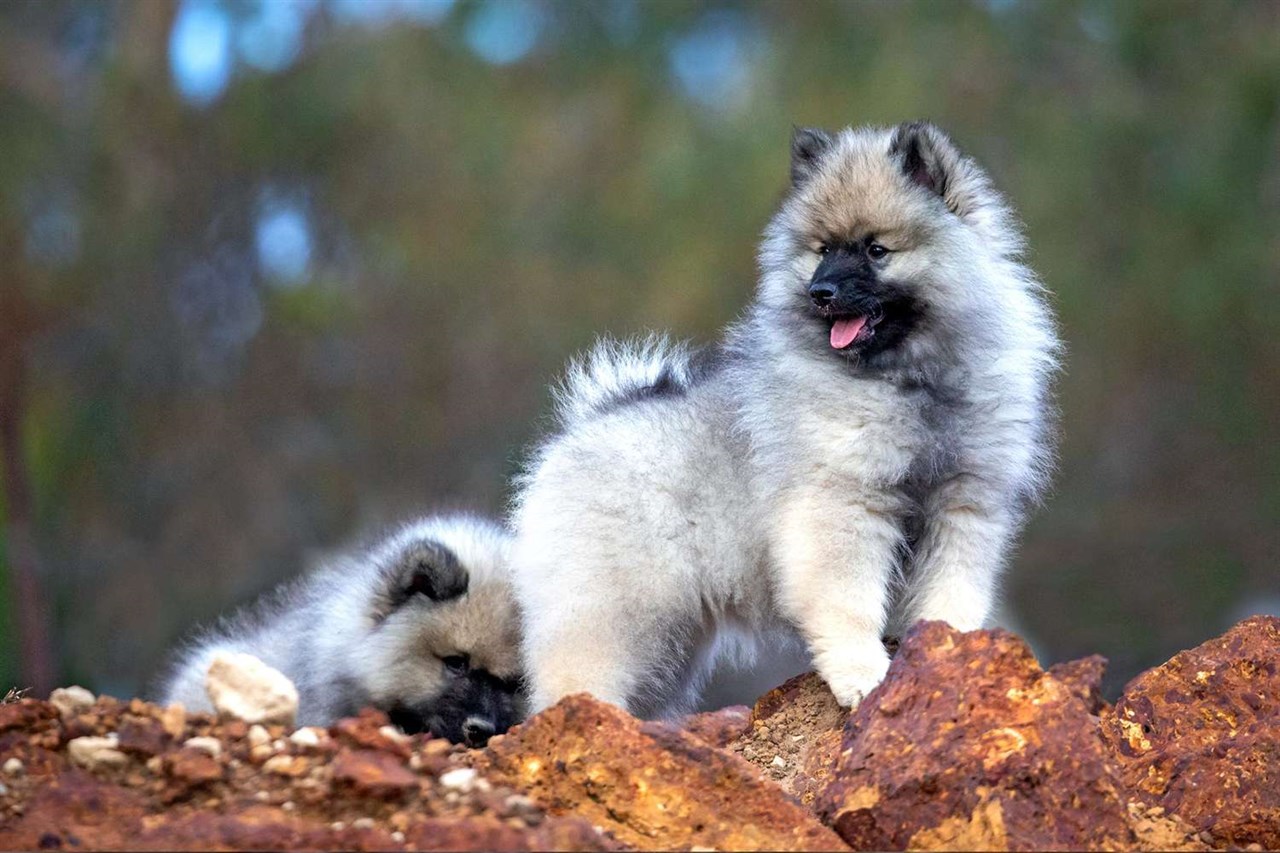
(375, 539, 469, 618)
(401, 541, 468, 602)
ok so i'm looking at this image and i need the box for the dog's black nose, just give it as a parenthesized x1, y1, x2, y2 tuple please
(809, 281, 838, 307)
(462, 717, 496, 748)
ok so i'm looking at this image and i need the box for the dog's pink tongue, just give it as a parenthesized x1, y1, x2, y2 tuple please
(830, 316, 867, 349)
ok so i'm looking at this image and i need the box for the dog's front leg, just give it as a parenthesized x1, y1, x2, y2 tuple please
(773, 485, 902, 708)
(897, 474, 1015, 633)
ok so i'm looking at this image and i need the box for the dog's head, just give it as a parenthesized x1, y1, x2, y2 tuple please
(758, 121, 1023, 370)
(358, 516, 524, 747)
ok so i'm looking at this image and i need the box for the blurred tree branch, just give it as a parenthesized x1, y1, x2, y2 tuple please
(0, 227, 55, 696)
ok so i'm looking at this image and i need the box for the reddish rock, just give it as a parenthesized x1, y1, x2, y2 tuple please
(729, 672, 848, 807)
(0, 770, 148, 850)
(817, 621, 1135, 851)
(0, 695, 603, 852)
(402, 817, 613, 851)
(679, 704, 752, 748)
(332, 708, 412, 757)
(166, 747, 225, 786)
(482, 693, 846, 851)
(117, 717, 173, 758)
(131, 806, 405, 851)
(1047, 654, 1109, 715)
(1100, 615, 1280, 849)
(332, 748, 419, 798)
(0, 699, 57, 734)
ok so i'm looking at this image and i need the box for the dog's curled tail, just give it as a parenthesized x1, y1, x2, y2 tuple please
(552, 334, 705, 427)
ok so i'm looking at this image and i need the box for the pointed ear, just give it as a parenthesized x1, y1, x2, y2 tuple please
(889, 121, 962, 205)
(385, 540, 469, 611)
(791, 126, 834, 187)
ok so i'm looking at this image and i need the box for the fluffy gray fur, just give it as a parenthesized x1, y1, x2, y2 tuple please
(511, 121, 1060, 716)
(157, 514, 525, 744)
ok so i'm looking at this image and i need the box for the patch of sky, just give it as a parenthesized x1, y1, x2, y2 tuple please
(169, 0, 234, 106)
(463, 0, 547, 66)
(236, 0, 315, 72)
(666, 9, 759, 115)
(255, 190, 313, 287)
(329, 0, 455, 29)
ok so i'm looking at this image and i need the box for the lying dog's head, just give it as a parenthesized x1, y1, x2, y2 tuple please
(357, 515, 525, 747)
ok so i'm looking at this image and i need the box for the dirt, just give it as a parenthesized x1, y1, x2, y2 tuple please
(2, 617, 1278, 851)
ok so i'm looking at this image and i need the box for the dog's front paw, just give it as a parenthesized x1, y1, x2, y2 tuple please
(816, 643, 892, 709)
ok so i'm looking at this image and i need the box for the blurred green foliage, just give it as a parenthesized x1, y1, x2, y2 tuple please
(0, 0, 1277, 699)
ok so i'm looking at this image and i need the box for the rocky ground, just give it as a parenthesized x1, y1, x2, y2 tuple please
(1, 616, 1277, 851)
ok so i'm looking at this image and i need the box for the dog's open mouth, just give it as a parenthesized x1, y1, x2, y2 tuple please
(828, 314, 880, 350)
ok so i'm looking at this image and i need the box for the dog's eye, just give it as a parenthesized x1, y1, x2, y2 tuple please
(867, 242, 889, 259)
(814, 243, 829, 256)
(442, 655, 470, 675)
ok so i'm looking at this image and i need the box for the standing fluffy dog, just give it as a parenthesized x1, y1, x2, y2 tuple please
(158, 514, 525, 746)
(512, 122, 1059, 715)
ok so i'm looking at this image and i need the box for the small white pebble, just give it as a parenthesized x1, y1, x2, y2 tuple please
(505, 794, 536, 812)
(391, 831, 406, 843)
(247, 725, 271, 748)
(262, 754, 299, 775)
(289, 727, 322, 748)
(145, 756, 164, 773)
(770, 755, 786, 769)
(377, 725, 409, 744)
(351, 817, 375, 830)
(67, 734, 128, 771)
(439, 767, 478, 792)
(182, 736, 222, 758)
(0, 782, 8, 796)
(281, 800, 296, 812)
(253, 790, 271, 802)
(2, 758, 24, 776)
(49, 686, 96, 718)
(329, 821, 346, 832)
(271, 738, 287, 752)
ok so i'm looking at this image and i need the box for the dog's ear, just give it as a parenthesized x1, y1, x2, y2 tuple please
(889, 121, 959, 198)
(379, 539, 469, 615)
(889, 120, 981, 218)
(791, 126, 834, 187)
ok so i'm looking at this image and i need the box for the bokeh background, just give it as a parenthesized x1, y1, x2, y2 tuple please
(1, 0, 1277, 704)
